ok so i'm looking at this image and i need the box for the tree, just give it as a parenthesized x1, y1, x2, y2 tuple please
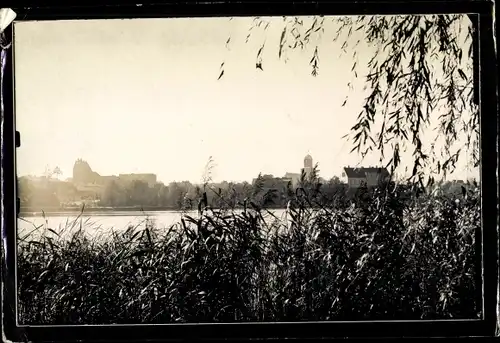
(168, 182, 188, 210)
(17, 177, 34, 207)
(101, 180, 126, 207)
(220, 15, 478, 186)
(53, 166, 63, 179)
(158, 184, 170, 207)
(129, 180, 151, 206)
(330, 176, 342, 185)
(43, 165, 63, 180)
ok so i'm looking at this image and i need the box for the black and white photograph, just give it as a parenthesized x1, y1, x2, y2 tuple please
(14, 14, 481, 325)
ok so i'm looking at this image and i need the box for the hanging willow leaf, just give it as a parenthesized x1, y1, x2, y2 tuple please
(217, 69, 224, 81)
(257, 43, 265, 59)
(224, 14, 477, 184)
(279, 27, 287, 59)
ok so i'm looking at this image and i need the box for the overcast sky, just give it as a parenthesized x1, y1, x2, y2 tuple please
(14, 16, 478, 184)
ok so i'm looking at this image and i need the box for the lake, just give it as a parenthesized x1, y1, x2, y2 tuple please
(17, 209, 290, 240)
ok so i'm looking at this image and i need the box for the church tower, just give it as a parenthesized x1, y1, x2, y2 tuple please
(304, 154, 313, 178)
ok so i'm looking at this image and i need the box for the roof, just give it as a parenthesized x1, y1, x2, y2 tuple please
(343, 167, 390, 178)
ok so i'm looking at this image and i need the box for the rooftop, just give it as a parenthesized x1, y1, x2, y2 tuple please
(343, 167, 390, 178)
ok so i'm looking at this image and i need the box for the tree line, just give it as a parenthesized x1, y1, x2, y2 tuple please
(18, 167, 471, 212)
(98, 168, 348, 210)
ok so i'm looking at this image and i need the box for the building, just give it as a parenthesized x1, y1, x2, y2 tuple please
(118, 173, 157, 187)
(282, 154, 316, 187)
(343, 166, 390, 188)
(72, 159, 104, 185)
(72, 159, 157, 188)
(283, 172, 301, 187)
(303, 154, 313, 178)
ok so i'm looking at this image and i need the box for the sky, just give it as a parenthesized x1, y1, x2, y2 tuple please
(14, 15, 479, 184)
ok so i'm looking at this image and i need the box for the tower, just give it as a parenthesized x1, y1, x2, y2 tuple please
(73, 159, 93, 185)
(304, 154, 313, 178)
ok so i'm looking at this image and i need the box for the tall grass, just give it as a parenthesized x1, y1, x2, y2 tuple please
(17, 184, 480, 324)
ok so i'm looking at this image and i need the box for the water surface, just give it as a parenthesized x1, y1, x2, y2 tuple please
(17, 209, 290, 240)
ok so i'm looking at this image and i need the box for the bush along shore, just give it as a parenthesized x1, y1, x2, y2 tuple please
(17, 181, 480, 324)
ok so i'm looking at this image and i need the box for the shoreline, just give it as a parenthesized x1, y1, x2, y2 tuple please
(18, 206, 289, 217)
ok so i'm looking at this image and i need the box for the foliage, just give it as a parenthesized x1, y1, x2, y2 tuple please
(17, 181, 480, 323)
(19, 171, 347, 211)
(19, 169, 472, 214)
(14, 14, 484, 325)
(220, 14, 478, 185)
(17, 177, 72, 208)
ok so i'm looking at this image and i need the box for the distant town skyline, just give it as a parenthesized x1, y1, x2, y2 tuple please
(20, 155, 475, 186)
(14, 16, 479, 184)
(19, 154, 327, 185)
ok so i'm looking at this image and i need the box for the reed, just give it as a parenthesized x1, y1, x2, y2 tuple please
(17, 183, 480, 324)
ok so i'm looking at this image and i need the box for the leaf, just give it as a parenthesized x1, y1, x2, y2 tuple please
(217, 69, 224, 81)
(127, 230, 142, 243)
(457, 68, 467, 80)
(37, 270, 50, 283)
(279, 27, 286, 59)
(257, 44, 265, 59)
(145, 227, 152, 246)
(47, 228, 60, 237)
